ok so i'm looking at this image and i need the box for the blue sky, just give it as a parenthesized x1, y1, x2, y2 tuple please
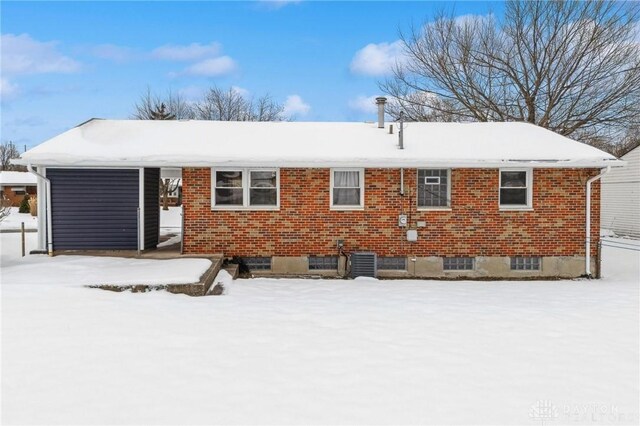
(1, 1, 501, 149)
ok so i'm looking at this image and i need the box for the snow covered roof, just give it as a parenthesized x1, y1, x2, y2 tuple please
(15, 119, 621, 168)
(0, 171, 38, 186)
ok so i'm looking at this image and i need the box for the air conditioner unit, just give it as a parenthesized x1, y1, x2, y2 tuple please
(350, 252, 377, 278)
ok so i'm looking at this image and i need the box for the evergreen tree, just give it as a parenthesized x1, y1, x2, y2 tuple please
(149, 103, 175, 120)
(19, 194, 30, 213)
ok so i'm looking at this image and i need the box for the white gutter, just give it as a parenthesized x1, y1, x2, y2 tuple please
(27, 164, 53, 256)
(12, 158, 625, 169)
(585, 166, 610, 277)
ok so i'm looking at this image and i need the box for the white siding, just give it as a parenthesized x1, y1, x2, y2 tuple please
(601, 146, 640, 238)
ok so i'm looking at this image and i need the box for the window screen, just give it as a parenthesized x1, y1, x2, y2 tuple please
(510, 257, 541, 271)
(443, 257, 474, 270)
(418, 169, 449, 207)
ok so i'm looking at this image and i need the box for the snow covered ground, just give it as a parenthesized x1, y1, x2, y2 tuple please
(1, 233, 638, 425)
(0, 207, 38, 231)
(160, 206, 182, 236)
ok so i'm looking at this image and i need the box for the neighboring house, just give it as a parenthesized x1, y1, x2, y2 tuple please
(0, 171, 37, 206)
(15, 102, 623, 278)
(601, 145, 640, 238)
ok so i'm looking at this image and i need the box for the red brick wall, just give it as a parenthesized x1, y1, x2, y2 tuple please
(182, 168, 601, 258)
(1, 186, 37, 207)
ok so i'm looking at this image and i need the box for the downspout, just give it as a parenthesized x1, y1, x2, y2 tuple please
(585, 166, 610, 277)
(27, 164, 53, 256)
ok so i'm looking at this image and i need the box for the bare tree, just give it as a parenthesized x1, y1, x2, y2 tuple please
(193, 86, 287, 121)
(0, 141, 26, 171)
(0, 196, 11, 223)
(133, 86, 286, 208)
(159, 178, 181, 211)
(381, 1, 640, 143)
(588, 125, 640, 157)
(132, 88, 194, 120)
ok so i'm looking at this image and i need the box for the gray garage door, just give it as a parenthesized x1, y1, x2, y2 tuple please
(48, 168, 140, 250)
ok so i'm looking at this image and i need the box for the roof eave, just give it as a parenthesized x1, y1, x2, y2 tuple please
(15, 157, 625, 169)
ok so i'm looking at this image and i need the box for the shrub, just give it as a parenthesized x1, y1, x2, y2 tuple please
(19, 194, 30, 213)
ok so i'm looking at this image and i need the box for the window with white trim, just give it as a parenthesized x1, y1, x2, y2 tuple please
(212, 168, 279, 209)
(330, 168, 364, 209)
(418, 169, 450, 208)
(499, 169, 532, 209)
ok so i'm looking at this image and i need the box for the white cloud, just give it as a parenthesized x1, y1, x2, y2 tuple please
(90, 44, 135, 62)
(283, 94, 310, 117)
(348, 95, 378, 114)
(231, 85, 250, 97)
(1, 33, 81, 75)
(152, 42, 222, 61)
(349, 40, 405, 76)
(0, 78, 19, 100)
(181, 56, 237, 77)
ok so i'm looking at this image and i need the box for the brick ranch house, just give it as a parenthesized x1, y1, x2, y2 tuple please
(0, 171, 37, 207)
(15, 105, 623, 279)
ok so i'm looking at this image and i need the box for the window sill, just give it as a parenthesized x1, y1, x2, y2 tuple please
(417, 207, 452, 212)
(330, 206, 365, 211)
(499, 207, 533, 212)
(211, 206, 280, 211)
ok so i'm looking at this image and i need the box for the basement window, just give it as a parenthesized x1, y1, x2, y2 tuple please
(418, 169, 450, 208)
(443, 257, 474, 271)
(242, 257, 272, 271)
(377, 257, 407, 271)
(308, 256, 339, 270)
(510, 257, 541, 271)
(212, 168, 279, 209)
(499, 169, 532, 209)
(330, 168, 364, 210)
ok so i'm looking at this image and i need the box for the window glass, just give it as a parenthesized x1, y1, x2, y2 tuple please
(510, 257, 541, 270)
(500, 170, 529, 206)
(215, 171, 243, 205)
(443, 257, 474, 270)
(333, 170, 361, 206)
(377, 257, 407, 270)
(501, 171, 527, 187)
(308, 256, 339, 270)
(213, 169, 279, 208)
(250, 171, 277, 206)
(418, 169, 449, 207)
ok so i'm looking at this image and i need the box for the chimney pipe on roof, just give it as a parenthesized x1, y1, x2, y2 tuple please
(398, 111, 404, 150)
(375, 97, 387, 128)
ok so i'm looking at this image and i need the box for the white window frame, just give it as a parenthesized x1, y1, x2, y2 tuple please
(211, 168, 280, 210)
(499, 168, 533, 210)
(417, 168, 452, 211)
(330, 168, 364, 210)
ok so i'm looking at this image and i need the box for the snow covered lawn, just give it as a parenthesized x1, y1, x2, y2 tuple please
(160, 206, 182, 236)
(0, 207, 38, 231)
(1, 235, 638, 425)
